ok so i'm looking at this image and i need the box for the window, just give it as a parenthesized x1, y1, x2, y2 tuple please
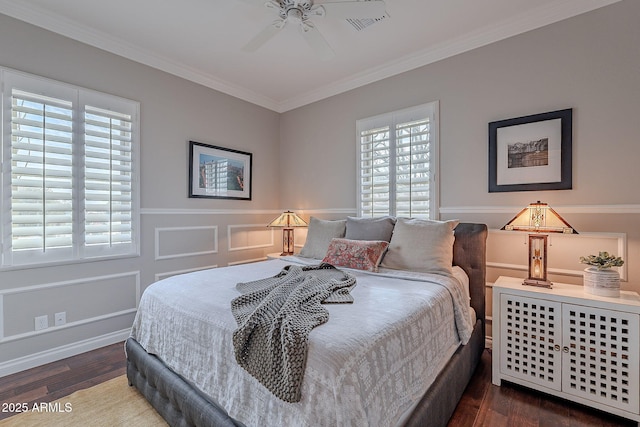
(1, 68, 139, 268)
(357, 102, 439, 218)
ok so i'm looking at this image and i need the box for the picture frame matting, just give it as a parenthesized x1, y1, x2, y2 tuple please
(488, 108, 572, 193)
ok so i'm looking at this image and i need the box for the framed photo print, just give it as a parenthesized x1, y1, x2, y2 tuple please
(189, 141, 252, 200)
(488, 108, 572, 192)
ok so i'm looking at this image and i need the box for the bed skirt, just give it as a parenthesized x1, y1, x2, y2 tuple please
(126, 318, 484, 427)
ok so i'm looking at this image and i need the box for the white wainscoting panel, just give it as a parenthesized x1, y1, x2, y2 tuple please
(228, 224, 274, 252)
(487, 229, 627, 280)
(155, 226, 218, 260)
(0, 271, 139, 342)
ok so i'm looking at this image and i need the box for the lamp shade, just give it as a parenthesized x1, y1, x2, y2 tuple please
(501, 201, 577, 234)
(267, 211, 307, 228)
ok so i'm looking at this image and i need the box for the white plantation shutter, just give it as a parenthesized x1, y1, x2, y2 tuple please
(10, 90, 74, 260)
(359, 125, 391, 217)
(1, 69, 139, 267)
(395, 118, 431, 217)
(83, 105, 134, 253)
(357, 102, 438, 218)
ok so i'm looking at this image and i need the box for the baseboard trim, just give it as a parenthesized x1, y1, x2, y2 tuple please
(0, 329, 130, 378)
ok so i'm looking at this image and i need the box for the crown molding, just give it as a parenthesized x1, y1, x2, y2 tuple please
(0, 0, 280, 111)
(0, 0, 621, 113)
(275, 0, 622, 112)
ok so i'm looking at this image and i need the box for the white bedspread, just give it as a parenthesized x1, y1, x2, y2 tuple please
(130, 257, 473, 427)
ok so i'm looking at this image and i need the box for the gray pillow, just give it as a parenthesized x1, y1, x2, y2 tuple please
(345, 216, 396, 242)
(298, 217, 347, 259)
(380, 217, 459, 275)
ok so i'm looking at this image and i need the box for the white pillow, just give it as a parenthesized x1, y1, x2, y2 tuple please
(380, 218, 459, 275)
(298, 217, 347, 259)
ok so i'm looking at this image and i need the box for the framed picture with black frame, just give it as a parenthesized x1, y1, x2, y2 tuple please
(189, 141, 252, 200)
(489, 108, 572, 193)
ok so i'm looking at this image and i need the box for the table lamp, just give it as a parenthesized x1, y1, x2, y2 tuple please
(267, 211, 307, 255)
(502, 201, 577, 288)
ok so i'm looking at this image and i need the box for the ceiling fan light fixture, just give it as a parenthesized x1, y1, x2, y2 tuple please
(242, 0, 386, 58)
(287, 7, 304, 22)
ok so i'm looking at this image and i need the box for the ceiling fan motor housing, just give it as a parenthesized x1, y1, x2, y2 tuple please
(279, 0, 321, 22)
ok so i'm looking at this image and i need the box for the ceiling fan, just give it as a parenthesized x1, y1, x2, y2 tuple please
(242, 0, 387, 60)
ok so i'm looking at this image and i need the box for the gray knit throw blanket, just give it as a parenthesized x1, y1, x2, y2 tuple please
(231, 263, 356, 403)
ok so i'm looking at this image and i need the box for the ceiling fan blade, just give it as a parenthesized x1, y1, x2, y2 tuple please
(299, 21, 334, 60)
(242, 20, 285, 52)
(315, 0, 386, 19)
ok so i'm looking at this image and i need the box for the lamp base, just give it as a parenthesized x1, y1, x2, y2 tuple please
(280, 228, 294, 256)
(522, 278, 553, 288)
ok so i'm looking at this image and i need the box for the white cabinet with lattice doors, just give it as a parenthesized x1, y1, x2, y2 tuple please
(492, 276, 640, 425)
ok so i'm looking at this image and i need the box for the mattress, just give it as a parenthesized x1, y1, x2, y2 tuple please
(130, 257, 473, 427)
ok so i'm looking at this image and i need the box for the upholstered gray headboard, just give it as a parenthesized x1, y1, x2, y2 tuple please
(452, 223, 488, 332)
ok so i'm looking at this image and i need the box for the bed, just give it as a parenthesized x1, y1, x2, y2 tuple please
(126, 220, 487, 427)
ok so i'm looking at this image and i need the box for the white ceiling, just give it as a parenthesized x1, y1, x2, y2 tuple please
(0, 0, 620, 112)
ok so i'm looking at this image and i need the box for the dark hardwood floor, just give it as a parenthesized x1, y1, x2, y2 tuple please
(0, 343, 634, 426)
(449, 349, 635, 427)
(0, 342, 125, 421)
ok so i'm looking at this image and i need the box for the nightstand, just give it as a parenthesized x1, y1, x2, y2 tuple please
(492, 276, 640, 424)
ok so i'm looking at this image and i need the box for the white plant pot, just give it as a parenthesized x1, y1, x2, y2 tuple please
(583, 267, 620, 297)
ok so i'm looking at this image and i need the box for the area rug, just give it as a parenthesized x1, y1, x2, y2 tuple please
(0, 375, 167, 426)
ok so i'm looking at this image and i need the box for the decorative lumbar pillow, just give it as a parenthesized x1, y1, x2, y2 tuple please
(344, 216, 396, 242)
(298, 217, 347, 259)
(380, 217, 459, 275)
(322, 238, 389, 272)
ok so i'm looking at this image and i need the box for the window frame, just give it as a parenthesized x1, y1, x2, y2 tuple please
(356, 101, 440, 219)
(0, 67, 140, 270)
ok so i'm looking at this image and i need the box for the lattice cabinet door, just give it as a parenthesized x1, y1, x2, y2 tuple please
(562, 303, 640, 413)
(499, 293, 562, 391)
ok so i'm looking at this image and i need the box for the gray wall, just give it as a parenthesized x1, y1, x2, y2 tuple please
(279, 1, 640, 342)
(280, 0, 640, 210)
(280, 1, 640, 298)
(1, 1, 639, 372)
(0, 14, 282, 373)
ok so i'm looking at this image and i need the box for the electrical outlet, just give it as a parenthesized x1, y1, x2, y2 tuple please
(54, 311, 66, 326)
(35, 315, 48, 331)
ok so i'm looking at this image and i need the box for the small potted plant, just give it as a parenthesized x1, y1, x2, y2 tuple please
(580, 251, 624, 297)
